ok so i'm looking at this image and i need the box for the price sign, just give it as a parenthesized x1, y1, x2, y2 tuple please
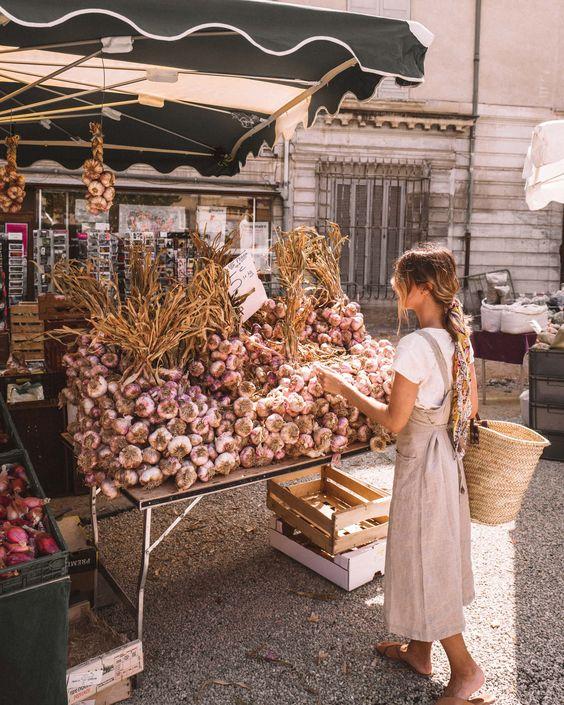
(225, 251, 267, 323)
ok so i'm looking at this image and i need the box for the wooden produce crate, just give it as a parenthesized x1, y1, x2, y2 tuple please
(270, 517, 386, 591)
(67, 601, 143, 705)
(267, 465, 390, 555)
(38, 293, 83, 321)
(10, 301, 44, 361)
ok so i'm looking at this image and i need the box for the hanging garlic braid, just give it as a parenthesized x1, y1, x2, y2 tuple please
(392, 243, 473, 455)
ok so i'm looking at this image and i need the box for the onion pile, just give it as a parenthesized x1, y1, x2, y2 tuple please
(0, 463, 58, 575)
(0, 135, 26, 215)
(63, 294, 395, 498)
(82, 122, 116, 215)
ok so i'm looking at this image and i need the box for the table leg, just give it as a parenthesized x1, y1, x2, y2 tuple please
(481, 358, 487, 405)
(90, 486, 100, 607)
(137, 507, 152, 642)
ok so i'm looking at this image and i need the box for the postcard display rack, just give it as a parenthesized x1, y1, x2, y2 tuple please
(7, 231, 26, 304)
(86, 231, 118, 282)
(34, 230, 69, 294)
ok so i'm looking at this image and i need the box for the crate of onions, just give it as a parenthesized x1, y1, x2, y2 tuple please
(0, 450, 68, 596)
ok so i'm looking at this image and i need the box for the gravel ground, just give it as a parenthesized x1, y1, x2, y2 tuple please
(93, 401, 563, 705)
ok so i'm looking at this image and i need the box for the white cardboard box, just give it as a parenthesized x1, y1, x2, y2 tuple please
(67, 639, 143, 705)
(270, 518, 386, 591)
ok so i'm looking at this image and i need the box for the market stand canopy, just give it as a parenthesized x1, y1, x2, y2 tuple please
(523, 120, 564, 211)
(0, 0, 432, 176)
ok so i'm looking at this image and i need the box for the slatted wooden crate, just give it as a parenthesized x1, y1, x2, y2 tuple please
(267, 465, 390, 555)
(38, 293, 83, 322)
(10, 302, 44, 361)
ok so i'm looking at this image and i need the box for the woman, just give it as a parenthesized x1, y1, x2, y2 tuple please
(316, 244, 494, 705)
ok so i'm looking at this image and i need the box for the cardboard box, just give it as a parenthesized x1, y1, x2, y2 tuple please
(58, 516, 97, 604)
(270, 517, 386, 591)
(67, 639, 143, 705)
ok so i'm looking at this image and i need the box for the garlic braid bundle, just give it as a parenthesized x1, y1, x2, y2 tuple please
(0, 135, 26, 214)
(82, 122, 115, 215)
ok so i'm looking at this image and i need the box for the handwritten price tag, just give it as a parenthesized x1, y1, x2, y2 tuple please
(225, 251, 267, 323)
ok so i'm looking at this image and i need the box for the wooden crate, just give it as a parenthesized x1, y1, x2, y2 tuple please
(270, 517, 386, 591)
(267, 465, 390, 555)
(9, 302, 44, 361)
(38, 293, 83, 321)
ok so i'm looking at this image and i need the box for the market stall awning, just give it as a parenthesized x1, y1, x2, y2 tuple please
(523, 120, 564, 210)
(0, 0, 432, 176)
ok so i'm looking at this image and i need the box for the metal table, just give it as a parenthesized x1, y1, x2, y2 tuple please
(90, 442, 370, 641)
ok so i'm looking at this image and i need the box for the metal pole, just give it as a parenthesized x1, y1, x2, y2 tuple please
(137, 508, 152, 641)
(463, 0, 482, 283)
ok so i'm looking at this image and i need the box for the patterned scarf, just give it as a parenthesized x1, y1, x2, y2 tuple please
(448, 298, 473, 456)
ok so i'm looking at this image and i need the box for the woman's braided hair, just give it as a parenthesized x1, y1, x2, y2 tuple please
(392, 243, 473, 455)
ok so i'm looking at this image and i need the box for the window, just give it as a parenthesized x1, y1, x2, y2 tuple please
(347, 0, 411, 100)
(317, 161, 429, 299)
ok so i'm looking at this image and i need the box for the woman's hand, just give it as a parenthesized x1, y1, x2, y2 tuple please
(314, 364, 347, 396)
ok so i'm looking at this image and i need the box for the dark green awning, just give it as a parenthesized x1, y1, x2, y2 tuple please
(0, 0, 433, 176)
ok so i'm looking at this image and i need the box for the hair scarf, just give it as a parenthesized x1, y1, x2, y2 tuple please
(448, 298, 473, 456)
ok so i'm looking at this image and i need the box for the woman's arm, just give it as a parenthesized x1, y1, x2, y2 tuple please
(469, 363, 478, 418)
(315, 365, 418, 435)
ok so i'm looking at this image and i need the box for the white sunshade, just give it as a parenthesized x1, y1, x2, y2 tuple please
(523, 120, 564, 211)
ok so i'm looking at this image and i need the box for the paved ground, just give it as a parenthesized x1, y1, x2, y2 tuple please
(89, 395, 563, 705)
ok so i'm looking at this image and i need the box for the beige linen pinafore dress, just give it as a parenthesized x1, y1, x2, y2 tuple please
(383, 330, 474, 642)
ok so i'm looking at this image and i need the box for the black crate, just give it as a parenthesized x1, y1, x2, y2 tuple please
(529, 402, 564, 434)
(529, 376, 564, 405)
(529, 348, 564, 380)
(0, 449, 68, 596)
(0, 394, 23, 453)
(540, 430, 564, 461)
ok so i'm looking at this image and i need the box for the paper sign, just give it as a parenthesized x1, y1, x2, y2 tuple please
(197, 205, 227, 242)
(225, 251, 267, 323)
(238, 221, 270, 272)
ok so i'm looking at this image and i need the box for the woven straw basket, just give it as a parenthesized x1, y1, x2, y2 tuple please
(463, 419, 550, 525)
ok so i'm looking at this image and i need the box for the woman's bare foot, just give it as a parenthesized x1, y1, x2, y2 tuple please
(442, 664, 485, 700)
(375, 641, 433, 676)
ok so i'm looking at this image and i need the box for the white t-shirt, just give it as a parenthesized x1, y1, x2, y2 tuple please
(392, 328, 475, 409)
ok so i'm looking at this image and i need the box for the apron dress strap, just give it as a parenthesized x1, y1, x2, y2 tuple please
(414, 330, 465, 493)
(414, 329, 451, 397)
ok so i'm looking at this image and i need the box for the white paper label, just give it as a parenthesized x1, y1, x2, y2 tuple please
(94, 222, 108, 232)
(67, 666, 103, 690)
(225, 251, 267, 323)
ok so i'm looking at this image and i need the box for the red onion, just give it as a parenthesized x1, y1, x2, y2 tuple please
(167, 417, 187, 436)
(239, 446, 256, 468)
(142, 447, 161, 465)
(135, 394, 156, 418)
(179, 400, 199, 424)
(6, 552, 34, 566)
(100, 479, 119, 499)
(160, 456, 182, 477)
(139, 466, 164, 488)
(113, 416, 132, 436)
(118, 445, 143, 469)
(36, 534, 59, 555)
(149, 427, 173, 452)
(175, 463, 197, 491)
(157, 399, 179, 420)
(167, 436, 192, 459)
(234, 417, 253, 438)
(190, 446, 209, 467)
(6, 526, 27, 545)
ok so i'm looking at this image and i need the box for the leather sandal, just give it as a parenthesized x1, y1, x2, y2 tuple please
(434, 696, 495, 704)
(374, 641, 433, 677)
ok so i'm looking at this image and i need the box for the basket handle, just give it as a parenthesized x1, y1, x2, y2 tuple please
(469, 413, 488, 444)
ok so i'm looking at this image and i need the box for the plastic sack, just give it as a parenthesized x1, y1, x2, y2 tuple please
(480, 299, 506, 332)
(486, 272, 508, 304)
(501, 303, 549, 334)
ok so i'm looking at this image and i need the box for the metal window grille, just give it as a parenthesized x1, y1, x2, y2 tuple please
(316, 160, 430, 300)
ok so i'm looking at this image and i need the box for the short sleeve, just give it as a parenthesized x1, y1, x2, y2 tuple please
(392, 334, 428, 385)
